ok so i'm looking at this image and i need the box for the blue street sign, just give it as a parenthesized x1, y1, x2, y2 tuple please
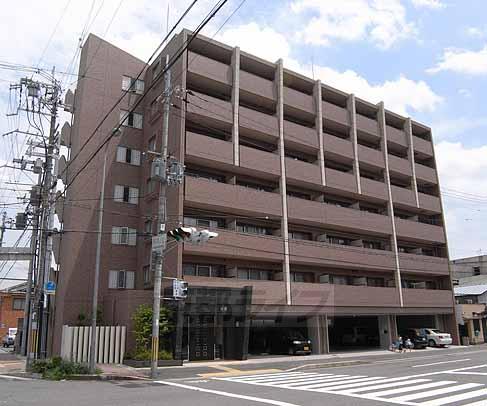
(44, 281, 56, 295)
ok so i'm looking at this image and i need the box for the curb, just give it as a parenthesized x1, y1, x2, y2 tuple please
(65, 374, 149, 381)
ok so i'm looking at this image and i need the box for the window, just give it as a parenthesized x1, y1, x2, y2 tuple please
(111, 226, 137, 246)
(330, 275, 348, 285)
(183, 263, 223, 277)
(287, 191, 311, 200)
(184, 168, 224, 183)
(114, 185, 139, 204)
(237, 268, 272, 281)
(143, 266, 151, 285)
(184, 216, 223, 229)
(367, 277, 385, 287)
(12, 298, 25, 310)
(236, 223, 271, 235)
(119, 110, 143, 129)
(122, 75, 145, 94)
(474, 266, 481, 276)
(116, 146, 141, 166)
(109, 270, 135, 289)
(237, 181, 273, 192)
(326, 235, 351, 246)
(289, 231, 312, 241)
(148, 136, 156, 151)
(144, 220, 152, 235)
(291, 272, 309, 283)
(363, 240, 383, 250)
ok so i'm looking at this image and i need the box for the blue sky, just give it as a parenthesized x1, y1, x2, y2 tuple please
(1, 0, 487, 285)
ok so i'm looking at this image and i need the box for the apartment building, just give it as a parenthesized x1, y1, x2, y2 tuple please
(0, 283, 26, 339)
(52, 31, 458, 360)
(451, 255, 487, 284)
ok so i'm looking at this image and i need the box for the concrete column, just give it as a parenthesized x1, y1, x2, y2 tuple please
(231, 47, 240, 166)
(378, 315, 391, 349)
(348, 94, 361, 194)
(307, 315, 321, 354)
(377, 102, 403, 307)
(314, 80, 326, 186)
(405, 118, 420, 207)
(324, 314, 330, 353)
(276, 59, 291, 305)
(390, 315, 398, 341)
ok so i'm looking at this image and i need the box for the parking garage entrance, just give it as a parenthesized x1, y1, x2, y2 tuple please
(248, 316, 310, 356)
(328, 316, 382, 351)
(396, 315, 437, 335)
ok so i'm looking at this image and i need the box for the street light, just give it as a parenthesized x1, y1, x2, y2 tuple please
(89, 128, 121, 373)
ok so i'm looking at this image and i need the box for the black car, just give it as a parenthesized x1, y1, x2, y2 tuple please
(401, 328, 428, 349)
(268, 330, 312, 355)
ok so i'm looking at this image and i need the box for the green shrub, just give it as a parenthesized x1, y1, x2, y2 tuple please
(31, 357, 92, 380)
(126, 349, 173, 361)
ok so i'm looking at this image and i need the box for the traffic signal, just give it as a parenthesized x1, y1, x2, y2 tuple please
(167, 226, 193, 242)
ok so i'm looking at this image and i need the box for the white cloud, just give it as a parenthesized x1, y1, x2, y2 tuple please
(466, 26, 487, 38)
(432, 116, 487, 140)
(220, 23, 442, 115)
(458, 88, 472, 98)
(435, 141, 487, 258)
(411, 0, 445, 9)
(428, 45, 487, 75)
(290, 0, 416, 49)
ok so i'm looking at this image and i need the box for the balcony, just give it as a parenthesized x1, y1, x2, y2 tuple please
(184, 176, 282, 217)
(388, 155, 412, 176)
(291, 283, 400, 308)
(387, 126, 407, 148)
(183, 229, 284, 263)
(402, 288, 454, 308)
(239, 106, 278, 138)
(185, 132, 233, 166)
(358, 145, 384, 169)
(415, 163, 437, 184)
(240, 70, 275, 101)
(395, 218, 446, 244)
(391, 185, 416, 208)
(287, 196, 392, 235)
(414, 136, 434, 157)
(325, 167, 357, 194)
(399, 253, 449, 276)
(284, 120, 318, 150)
(284, 87, 314, 114)
(187, 51, 232, 86)
(183, 276, 287, 305)
(419, 192, 442, 213)
(289, 239, 396, 271)
(361, 178, 388, 201)
(239, 145, 280, 177)
(324, 134, 354, 161)
(356, 114, 379, 137)
(187, 91, 233, 124)
(285, 157, 322, 186)
(323, 101, 349, 126)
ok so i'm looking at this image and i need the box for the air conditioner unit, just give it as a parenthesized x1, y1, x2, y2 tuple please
(319, 274, 330, 284)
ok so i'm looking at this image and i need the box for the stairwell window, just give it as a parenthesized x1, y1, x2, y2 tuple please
(122, 75, 144, 94)
(108, 270, 135, 289)
(114, 185, 139, 204)
(111, 226, 137, 246)
(116, 146, 141, 166)
(120, 110, 143, 129)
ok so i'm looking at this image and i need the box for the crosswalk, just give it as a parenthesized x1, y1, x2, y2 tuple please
(215, 371, 487, 405)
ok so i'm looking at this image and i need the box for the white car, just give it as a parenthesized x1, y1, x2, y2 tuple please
(422, 328, 452, 347)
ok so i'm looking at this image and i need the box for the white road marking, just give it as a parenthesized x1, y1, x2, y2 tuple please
(0, 374, 31, 381)
(462, 399, 487, 406)
(260, 375, 350, 386)
(235, 372, 319, 382)
(240, 373, 320, 384)
(298, 376, 383, 390)
(364, 381, 455, 397)
(420, 388, 487, 406)
(411, 359, 471, 368)
(282, 375, 365, 388)
(342, 379, 431, 394)
(155, 380, 302, 406)
(388, 383, 483, 403)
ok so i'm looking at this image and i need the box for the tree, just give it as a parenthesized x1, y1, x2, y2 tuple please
(132, 304, 173, 353)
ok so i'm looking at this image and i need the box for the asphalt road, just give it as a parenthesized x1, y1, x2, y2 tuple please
(2, 346, 487, 405)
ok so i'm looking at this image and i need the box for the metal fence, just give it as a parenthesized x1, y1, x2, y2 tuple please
(60, 325, 126, 364)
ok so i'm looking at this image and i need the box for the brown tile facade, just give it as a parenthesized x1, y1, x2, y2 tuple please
(53, 30, 459, 355)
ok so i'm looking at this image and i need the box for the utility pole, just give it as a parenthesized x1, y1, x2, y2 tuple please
(21, 174, 41, 360)
(151, 55, 171, 379)
(0, 212, 6, 247)
(36, 75, 60, 359)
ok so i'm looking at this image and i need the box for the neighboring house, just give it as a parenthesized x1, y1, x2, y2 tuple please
(0, 283, 27, 339)
(451, 255, 487, 284)
(455, 284, 487, 344)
